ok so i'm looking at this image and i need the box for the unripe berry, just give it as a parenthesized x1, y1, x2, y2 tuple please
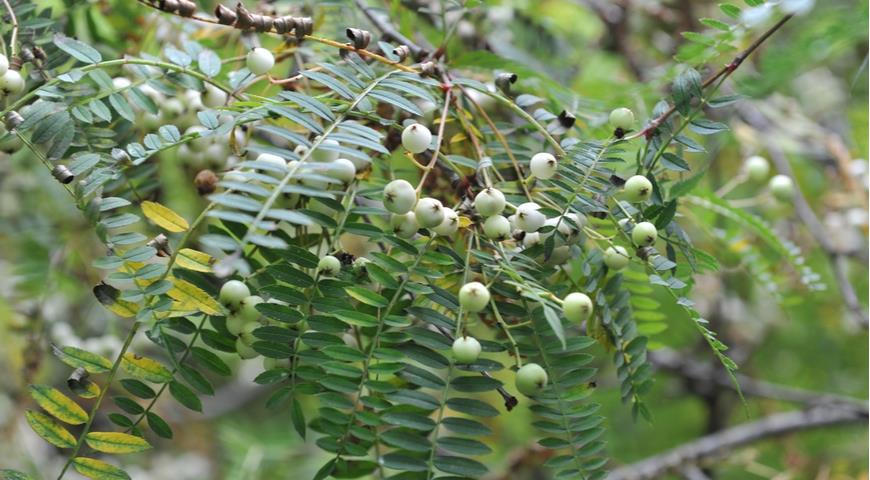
(202, 83, 228, 109)
(383, 179, 417, 214)
(452, 336, 482, 364)
(401, 123, 432, 154)
(186, 125, 212, 152)
(458, 281, 490, 313)
(431, 207, 459, 236)
(604, 246, 630, 270)
(226, 313, 245, 336)
(0, 70, 24, 95)
(562, 212, 586, 244)
(236, 336, 259, 359)
(609, 107, 635, 130)
(256, 152, 287, 176)
(483, 215, 511, 240)
(326, 158, 357, 184)
(515, 363, 548, 396)
(220, 280, 250, 310)
(522, 232, 541, 248)
(563, 292, 593, 323)
(246, 47, 275, 75)
(263, 357, 291, 370)
(769, 174, 794, 201)
(545, 246, 572, 266)
(623, 175, 653, 203)
(516, 202, 546, 232)
(631, 221, 657, 246)
(473, 187, 506, 217)
(239, 295, 264, 323)
(0, 54, 7, 76)
(312, 138, 341, 162)
(317, 255, 342, 276)
(744, 155, 770, 182)
(414, 197, 445, 228)
(529, 152, 558, 179)
(390, 212, 418, 238)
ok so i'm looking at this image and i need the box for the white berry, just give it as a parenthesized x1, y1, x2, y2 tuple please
(402, 123, 432, 154)
(414, 197, 445, 228)
(318, 255, 342, 276)
(632, 221, 657, 246)
(202, 83, 228, 108)
(563, 292, 593, 323)
(312, 138, 341, 162)
(326, 158, 357, 184)
(0, 70, 24, 95)
(390, 212, 419, 239)
(769, 174, 794, 201)
(473, 187, 506, 217)
(219, 280, 250, 310)
(483, 215, 511, 240)
(623, 175, 653, 203)
(246, 47, 275, 75)
(0, 54, 8, 76)
(516, 202, 546, 232)
(431, 207, 459, 236)
(256, 152, 287, 176)
(383, 179, 417, 214)
(522, 232, 541, 248)
(529, 152, 558, 179)
(744, 155, 770, 182)
(459, 281, 491, 313)
(239, 295, 264, 323)
(604, 246, 630, 270)
(452, 336, 482, 364)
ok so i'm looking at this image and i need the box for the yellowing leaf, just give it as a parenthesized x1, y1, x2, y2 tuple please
(72, 457, 131, 480)
(121, 353, 173, 383)
(458, 216, 473, 228)
(29, 385, 88, 425)
(105, 298, 139, 318)
(24, 410, 76, 448)
(167, 278, 223, 315)
(141, 201, 189, 233)
(85, 432, 151, 454)
(51, 345, 113, 373)
(176, 248, 214, 272)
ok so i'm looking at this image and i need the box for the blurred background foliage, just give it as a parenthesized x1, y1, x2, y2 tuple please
(0, 0, 867, 479)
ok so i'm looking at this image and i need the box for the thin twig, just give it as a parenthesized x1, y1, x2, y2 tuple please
(626, 15, 794, 141)
(1, 0, 19, 57)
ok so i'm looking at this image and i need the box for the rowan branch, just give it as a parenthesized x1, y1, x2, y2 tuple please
(607, 404, 868, 480)
(627, 14, 794, 141)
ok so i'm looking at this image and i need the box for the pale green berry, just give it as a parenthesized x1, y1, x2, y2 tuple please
(769, 174, 794, 201)
(631, 221, 657, 246)
(246, 47, 275, 75)
(312, 138, 341, 162)
(473, 187, 506, 217)
(744, 155, 770, 182)
(609, 107, 635, 130)
(236, 336, 259, 359)
(604, 246, 630, 270)
(529, 152, 558, 179)
(516, 202, 546, 232)
(239, 295, 264, 323)
(383, 179, 417, 214)
(623, 175, 653, 203)
(431, 207, 459, 236)
(220, 280, 250, 310)
(414, 197, 445, 228)
(452, 336, 482, 364)
(226, 313, 246, 336)
(401, 123, 432, 154)
(318, 255, 342, 276)
(563, 292, 593, 323)
(483, 215, 511, 240)
(390, 212, 418, 239)
(459, 281, 490, 313)
(516, 363, 548, 396)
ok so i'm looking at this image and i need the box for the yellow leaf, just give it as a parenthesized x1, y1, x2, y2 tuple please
(29, 385, 89, 425)
(457, 216, 473, 228)
(85, 432, 151, 454)
(25, 410, 76, 448)
(121, 353, 173, 383)
(105, 299, 139, 318)
(176, 248, 214, 272)
(52, 345, 113, 373)
(141, 201, 189, 233)
(167, 278, 223, 315)
(72, 457, 131, 480)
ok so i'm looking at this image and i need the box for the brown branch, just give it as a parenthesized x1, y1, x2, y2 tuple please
(607, 405, 868, 480)
(737, 103, 869, 329)
(628, 14, 794, 141)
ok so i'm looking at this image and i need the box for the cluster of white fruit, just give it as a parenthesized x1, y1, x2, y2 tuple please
(0, 54, 24, 98)
(219, 279, 289, 369)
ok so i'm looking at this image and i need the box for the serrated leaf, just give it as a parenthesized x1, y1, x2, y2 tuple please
(121, 353, 173, 383)
(85, 432, 151, 454)
(71, 457, 131, 480)
(141, 201, 189, 232)
(175, 248, 215, 272)
(25, 410, 76, 448)
(167, 278, 223, 315)
(52, 345, 113, 373)
(29, 385, 88, 425)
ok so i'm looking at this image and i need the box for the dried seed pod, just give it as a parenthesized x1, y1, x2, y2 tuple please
(177, 0, 196, 17)
(495, 72, 517, 95)
(111, 147, 131, 164)
(346, 28, 372, 49)
(67, 367, 90, 395)
(147, 233, 171, 257)
(392, 45, 411, 62)
(215, 4, 237, 24)
(161, 0, 180, 13)
(419, 61, 437, 77)
(294, 16, 313, 39)
(51, 165, 75, 184)
(4, 111, 23, 130)
(19, 48, 34, 63)
(235, 2, 254, 29)
(273, 16, 295, 34)
(194, 169, 219, 195)
(558, 109, 576, 129)
(32, 46, 47, 61)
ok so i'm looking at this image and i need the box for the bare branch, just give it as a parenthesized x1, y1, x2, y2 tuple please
(607, 405, 868, 480)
